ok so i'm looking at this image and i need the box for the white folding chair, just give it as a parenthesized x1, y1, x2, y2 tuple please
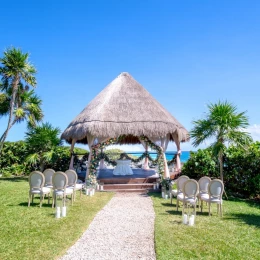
(177, 179, 199, 214)
(201, 179, 224, 216)
(65, 169, 84, 201)
(171, 175, 189, 205)
(43, 168, 55, 188)
(28, 171, 51, 207)
(197, 176, 211, 206)
(52, 171, 73, 208)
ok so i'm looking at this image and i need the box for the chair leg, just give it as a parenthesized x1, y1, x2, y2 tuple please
(71, 193, 73, 205)
(32, 194, 34, 203)
(28, 192, 31, 207)
(52, 192, 55, 208)
(201, 200, 203, 212)
(208, 202, 211, 216)
(176, 199, 179, 211)
(48, 193, 50, 204)
(170, 193, 173, 205)
(220, 204, 223, 217)
(40, 194, 43, 208)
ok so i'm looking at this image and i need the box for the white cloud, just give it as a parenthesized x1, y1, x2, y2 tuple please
(247, 124, 260, 141)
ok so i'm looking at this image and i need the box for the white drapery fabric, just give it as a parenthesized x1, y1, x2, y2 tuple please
(146, 135, 170, 178)
(69, 139, 77, 169)
(172, 131, 181, 171)
(97, 137, 109, 169)
(160, 134, 170, 178)
(139, 139, 149, 170)
(86, 133, 95, 179)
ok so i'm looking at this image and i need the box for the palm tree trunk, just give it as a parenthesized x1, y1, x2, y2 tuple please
(218, 152, 224, 182)
(0, 76, 20, 154)
(0, 118, 18, 142)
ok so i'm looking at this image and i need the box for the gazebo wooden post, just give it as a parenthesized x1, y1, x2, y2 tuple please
(69, 139, 76, 169)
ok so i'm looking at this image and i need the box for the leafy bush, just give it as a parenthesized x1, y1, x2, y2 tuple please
(181, 148, 219, 179)
(0, 141, 32, 176)
(224, 142, 260, 197)
(182, 143, 260, 198)
(0, 141, 89, 176)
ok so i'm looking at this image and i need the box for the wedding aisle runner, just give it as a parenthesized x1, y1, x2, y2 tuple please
(61, 193, 156, 260)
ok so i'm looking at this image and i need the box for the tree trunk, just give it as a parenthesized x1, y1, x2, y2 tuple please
(0, 118, 18, 142)
(218, 152, 224, 182)
(0, 76, 20, 154)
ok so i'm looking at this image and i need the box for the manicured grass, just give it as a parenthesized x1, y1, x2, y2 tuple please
(0, 177, 114, 260)
(150, 192, 260, 260)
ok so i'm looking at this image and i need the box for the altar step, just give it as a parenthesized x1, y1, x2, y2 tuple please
(98, 177, 158, 185)
(102, 183, 159, 192)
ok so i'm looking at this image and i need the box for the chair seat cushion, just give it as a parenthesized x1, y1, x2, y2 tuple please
(55, 188, 73, 195)
(75, 183, 84, 189)
(201, 195, 222, 204)
(31, 187, 51, 194)
(177, 194, 197, 205)
(171, 189, 177, 196)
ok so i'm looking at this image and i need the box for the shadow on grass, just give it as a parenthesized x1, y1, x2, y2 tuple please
(226, 213, 260, 228)
(0, 176, 28, 182)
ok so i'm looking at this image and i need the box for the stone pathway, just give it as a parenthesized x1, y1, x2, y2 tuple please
(61, 192, 156, 260)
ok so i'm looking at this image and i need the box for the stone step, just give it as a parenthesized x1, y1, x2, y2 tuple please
(98, 177, 158, 184)
(103, 183, 155, 190)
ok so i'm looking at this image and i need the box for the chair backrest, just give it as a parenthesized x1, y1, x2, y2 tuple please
(43, 169, 55, 186)
(177, 175, 190, 192)
(198, 176, 211, 193)
(65, 169, 77, 187)
(208, 179, 224, 199)
(29, 171, 45, 190)
(183, 179, 199, 198)
(52, 172, 68, 191)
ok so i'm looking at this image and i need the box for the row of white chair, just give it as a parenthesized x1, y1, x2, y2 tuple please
(28, 170, 84, 208)
(170, 175, 224, 216)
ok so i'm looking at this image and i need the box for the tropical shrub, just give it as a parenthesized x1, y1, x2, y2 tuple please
(224, 142, 260, 197)
(181, 148, 219, 179)
(182, 143, 260, 198)
(0, 141, 32, 176)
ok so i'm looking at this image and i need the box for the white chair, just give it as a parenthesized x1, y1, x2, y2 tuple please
(177, 179, 199, 214)
(201, 179, 224, 216)
(28, 171, 51, 207)
(65, 169, 84, 200)
(43, 168, 55, 188)
(52, 171, 73, 208)
(197, 176, 211, 205)
(171, 175, 189, 204)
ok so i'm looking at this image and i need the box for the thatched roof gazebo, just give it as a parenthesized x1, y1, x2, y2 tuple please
(61, 72, 189, 178)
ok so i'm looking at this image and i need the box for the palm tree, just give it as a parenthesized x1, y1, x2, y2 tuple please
(0, 47, 37, 153)
(0, 83, 43, 142)
(190, 101, 252, 181)
(25, 123, 62, 172)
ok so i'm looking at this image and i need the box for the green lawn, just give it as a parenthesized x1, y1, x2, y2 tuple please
(0, 177, 114, 260)
(150, 192, 260, 260)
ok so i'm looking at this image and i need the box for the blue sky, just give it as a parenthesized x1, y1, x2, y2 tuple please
(1, 0, 260, 151)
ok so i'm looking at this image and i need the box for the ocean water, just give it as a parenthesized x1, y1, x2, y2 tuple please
(127, 151, 190, 162)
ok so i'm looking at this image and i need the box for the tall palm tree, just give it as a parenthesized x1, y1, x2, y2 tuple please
(25, 123, 62, 171)
(190, 101, 252, 181)
(0, 47, 37, 153)
(0, 83, 43, 142)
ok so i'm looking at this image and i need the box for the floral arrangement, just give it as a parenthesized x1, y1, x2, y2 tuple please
(160, 177, 172, 191)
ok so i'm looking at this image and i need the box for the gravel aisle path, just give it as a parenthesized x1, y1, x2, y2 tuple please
(61, 193, 156, 260)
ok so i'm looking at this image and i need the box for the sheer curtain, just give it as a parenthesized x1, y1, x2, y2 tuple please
(97, 137, 109, 169)
(86, 133, 96, 179)
(172, 131, 181, 171)
(139, 139, 149, 170)
(69, 139, 77, 169)
(160, 134, 170, 178)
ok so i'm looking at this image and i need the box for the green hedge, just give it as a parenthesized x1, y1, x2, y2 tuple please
(0, 141, 89, 176)
(182, 143, 260, 198)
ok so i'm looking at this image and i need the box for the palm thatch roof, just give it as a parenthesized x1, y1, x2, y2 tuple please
(61, 72, 189, 144)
